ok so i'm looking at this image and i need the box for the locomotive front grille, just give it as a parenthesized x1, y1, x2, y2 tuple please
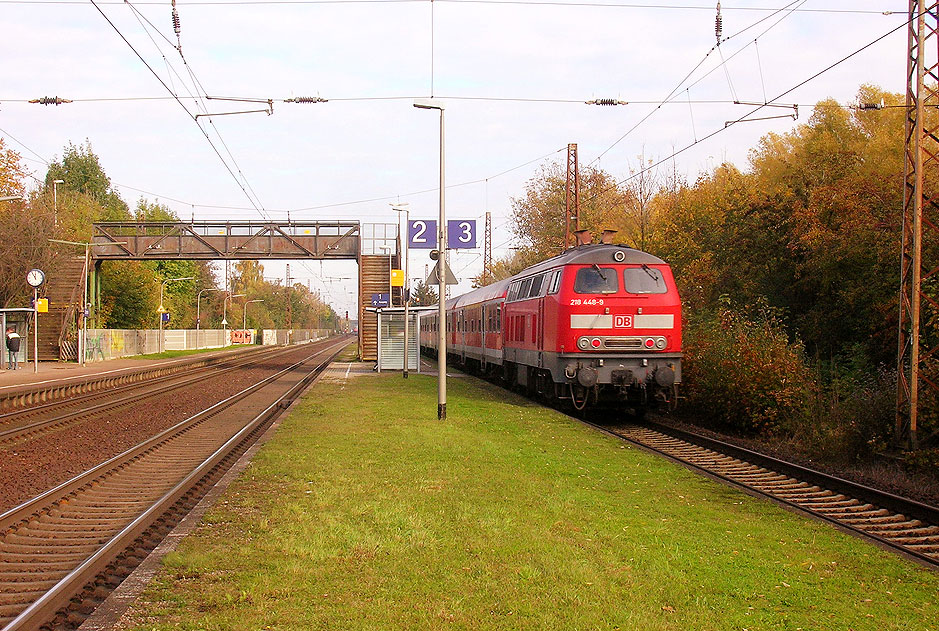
(602, 337, 643, 349)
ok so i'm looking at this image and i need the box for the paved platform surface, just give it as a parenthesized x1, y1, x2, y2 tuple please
(0, 346, 257, 393)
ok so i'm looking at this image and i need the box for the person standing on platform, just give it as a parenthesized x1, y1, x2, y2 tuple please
(6, 326, 21, 370)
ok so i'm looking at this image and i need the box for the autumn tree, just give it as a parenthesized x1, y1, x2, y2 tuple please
(510, 162, 631, 259)
(0, 139, 60, 308)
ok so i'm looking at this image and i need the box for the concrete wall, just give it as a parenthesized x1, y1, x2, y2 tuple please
(83, 329, 332, 362)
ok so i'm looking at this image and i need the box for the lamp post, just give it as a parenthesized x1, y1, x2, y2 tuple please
(413, 98, 446, 419)
(159, 276, 194, 353)
(223, 292, 245, 346)
(197, 288, 223, 349)
(52, 179, 64, 228)
(243, 299, 264, 343)
(391, 202, 411, 378)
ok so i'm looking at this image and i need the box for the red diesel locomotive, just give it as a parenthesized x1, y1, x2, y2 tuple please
(418, 242, 682, 411)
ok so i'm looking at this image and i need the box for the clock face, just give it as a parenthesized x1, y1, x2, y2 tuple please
(26, 269, 45, 288)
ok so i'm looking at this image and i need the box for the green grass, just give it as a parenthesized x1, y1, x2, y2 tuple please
(126, 372, 938, 631)
(130, 344, 255, 360)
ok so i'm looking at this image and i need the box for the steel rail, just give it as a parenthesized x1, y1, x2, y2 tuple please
(0, 345, 270, 413)
(581, 418, 939, 569)
(0, 344, 286, 426)
(0, 343, 313, 446)
(0, 339, 349, 630)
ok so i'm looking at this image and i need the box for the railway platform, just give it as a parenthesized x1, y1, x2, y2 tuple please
(0, 345, 262, 411)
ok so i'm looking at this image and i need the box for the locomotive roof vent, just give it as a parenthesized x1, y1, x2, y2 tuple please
(600, 229, 618, 244)
(574, 229, 592, 246)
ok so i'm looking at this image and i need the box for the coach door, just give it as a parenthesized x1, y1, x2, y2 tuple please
(459, 309, 466, 362)
(537, 299, 545, 368)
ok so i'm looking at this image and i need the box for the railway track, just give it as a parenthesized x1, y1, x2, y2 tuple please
(0, 338, 350, 631)
(0, 344, 310, 447)
(596, 420, 939, 568)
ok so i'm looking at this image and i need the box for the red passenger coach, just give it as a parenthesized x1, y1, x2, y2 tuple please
(419, 243, 682, 412)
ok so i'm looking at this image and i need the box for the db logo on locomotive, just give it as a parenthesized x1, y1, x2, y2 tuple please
(614, 315, 633, 328)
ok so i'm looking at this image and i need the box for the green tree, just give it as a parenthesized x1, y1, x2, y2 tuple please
(410, 280, 438, 306)
(100, 261, 159, 328)
(46, 141, 129, 221)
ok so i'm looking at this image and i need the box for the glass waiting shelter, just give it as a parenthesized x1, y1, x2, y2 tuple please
(367, 306, 435, 373)
(1, 308, 35, 370)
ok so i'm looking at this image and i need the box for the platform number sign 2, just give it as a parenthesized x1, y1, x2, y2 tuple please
(408, 220, 436, 249)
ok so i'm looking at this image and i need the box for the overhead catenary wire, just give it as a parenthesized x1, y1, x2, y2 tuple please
(581, 14, 913, 211)
(0, 0, 899, 14)
(590, 0, 808, 165)
(89, 0, 271, 220)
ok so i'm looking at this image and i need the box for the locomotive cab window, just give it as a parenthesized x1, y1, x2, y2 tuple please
(624, 266, 667, 294)
(574, 266, 619, 294)
(529, 274, 544, 297)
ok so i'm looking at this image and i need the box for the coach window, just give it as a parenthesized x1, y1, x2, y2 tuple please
(624, 266, 667, 294)
(547, 270, 562, 294)
(496, 306, 502, 332)
(507, 282, 519, 302)
(574, 266, 619, 294)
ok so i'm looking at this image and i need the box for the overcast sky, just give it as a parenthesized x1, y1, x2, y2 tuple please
(1, 1, 909, 316)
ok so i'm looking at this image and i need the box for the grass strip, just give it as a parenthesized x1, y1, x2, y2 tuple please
(126, 371, 938, 631)
(130, 344, 255, 360)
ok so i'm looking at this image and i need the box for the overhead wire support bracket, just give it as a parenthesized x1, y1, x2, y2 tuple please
(725, 102, 798, 127)
(195, 96, 274, 118)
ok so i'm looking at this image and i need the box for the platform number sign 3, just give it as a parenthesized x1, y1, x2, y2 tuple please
(447, 220, 476, 249)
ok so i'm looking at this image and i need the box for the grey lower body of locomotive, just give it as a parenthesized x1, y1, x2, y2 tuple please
(504, 347, 681, 387)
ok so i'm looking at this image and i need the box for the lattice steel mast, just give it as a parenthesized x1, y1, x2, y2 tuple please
(897, 0, 939, 449)
(564, 143, 580, 250)
(483, 211, 492, 285)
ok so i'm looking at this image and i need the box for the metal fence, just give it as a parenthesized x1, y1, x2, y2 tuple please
(83, 329, 332, 362)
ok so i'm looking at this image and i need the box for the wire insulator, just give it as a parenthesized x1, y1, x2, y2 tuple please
(29, 96, 72, 106)
(586, 99, 627, 106)
(715, 2, 723, 42)
(285, 96, 328, 104)
(172, 8, 181, 36)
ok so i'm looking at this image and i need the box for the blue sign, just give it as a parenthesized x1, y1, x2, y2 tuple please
(447, 219, 476, 249)
(408, 219, 477, 249)
(408, 219, 437, 249)
(370, 293, 390, 308)
(161, 312, 171, 323)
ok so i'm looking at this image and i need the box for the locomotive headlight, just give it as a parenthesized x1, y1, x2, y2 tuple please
(644, 338, 655, 348)
(591, 338, 602, 349)
(577, 336, 590, 350)
(655, 337, 667, 350)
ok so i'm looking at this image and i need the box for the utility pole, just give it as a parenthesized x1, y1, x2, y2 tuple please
(483, 211, 492, 285)
(897, 0, 939, 450)
(565, 143, 580, 250)
(285, 264, 292, 344)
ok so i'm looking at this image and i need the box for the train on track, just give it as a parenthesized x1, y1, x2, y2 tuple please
(418, 240, 682, 412)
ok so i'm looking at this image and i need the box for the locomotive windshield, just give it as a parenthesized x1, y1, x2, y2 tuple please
(574, 266, 618, 294)
(624, 266, 667, 294)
